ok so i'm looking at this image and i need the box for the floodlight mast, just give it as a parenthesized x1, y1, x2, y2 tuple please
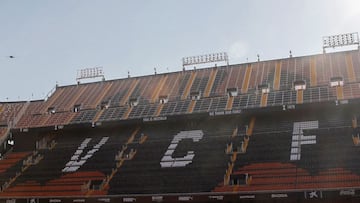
(182, 52, 229, 68)
(322, 32, 359, 53)
(76, 67, 105, 84)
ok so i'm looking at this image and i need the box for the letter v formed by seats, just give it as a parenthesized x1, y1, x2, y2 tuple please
(62, 137, 109, 172)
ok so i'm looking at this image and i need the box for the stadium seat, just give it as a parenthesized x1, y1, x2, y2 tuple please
(3, 49, 360, 201)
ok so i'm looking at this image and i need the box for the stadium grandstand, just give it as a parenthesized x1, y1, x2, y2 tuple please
(1, 33, 360, 202)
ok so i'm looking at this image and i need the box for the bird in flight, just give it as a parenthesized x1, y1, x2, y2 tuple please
(3, 56, 15, 58)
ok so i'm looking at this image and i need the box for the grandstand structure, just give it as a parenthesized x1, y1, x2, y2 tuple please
(1, 45, 360, 202)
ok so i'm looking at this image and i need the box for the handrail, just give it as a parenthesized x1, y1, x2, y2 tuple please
(44, 85, 58, 101)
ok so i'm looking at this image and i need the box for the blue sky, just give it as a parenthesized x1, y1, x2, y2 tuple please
(0, 0, 359, 101)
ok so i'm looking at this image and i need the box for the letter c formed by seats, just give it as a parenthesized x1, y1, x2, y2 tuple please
(160, 130, 204, 168)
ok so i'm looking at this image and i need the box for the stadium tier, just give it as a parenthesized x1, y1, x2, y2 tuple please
(10, 50, 360, 130)
(1, 50, 360, 202)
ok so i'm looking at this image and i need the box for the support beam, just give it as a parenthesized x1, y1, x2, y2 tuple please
(346, 53, 356, 83)
(41, 87, 88, 126)
(155, 104, 164, 117)
(226, 96, 234, 111)
(68, 86, 88, 110)
(100, 127, 141, 191)
(230, 152, 237, 163)
(224, 153, 236, 186)
(64, 112, 77, 125)
(42, 88, 65, 113)
(182, 71, 197, 100)
(37, 114, 51, 128)
(296, 90, 303, 104)
(127, 126, 141, 144)
(93, 83, 113, 108)
(151, 75, 168, 103)
(204, 68, 218, 97)
(122, 106, 133, 120)
(241, 136, 249, 153)
(336, 86, 344, 100)
(352, 116, 359, 145)
(1, 152, 40, 191)
(92, 108, 105, 124)
(353, 115, 358, 128)
(273, 61, 281, 90)
(246, 117, 256, 136)
(353, 136, 360, 146)
(188, 100, 196, 114)
(241, 64, 252, 94)
(232, 127, 238, 138)
(120, 79, 139, 106)
(260, 93, 268, 107)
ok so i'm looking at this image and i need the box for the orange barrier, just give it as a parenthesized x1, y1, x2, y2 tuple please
(204, 68, 218, 97)
(0, 152, 31, 174)
(214, 162, 360, 192)
(241, 64, 252, 94)
(1, 171, 106, 197)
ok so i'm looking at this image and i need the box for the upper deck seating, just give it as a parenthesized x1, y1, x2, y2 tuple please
(0, 127, 7, 139)
(4, 50, 360, 131)
(0, 102, 25, 126)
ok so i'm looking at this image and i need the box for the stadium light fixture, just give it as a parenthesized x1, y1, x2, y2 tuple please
(330, 77, 344, 87)
(323, 32, 359, 53)
(76, 67, 105, 83)
(182, 52, 229, 67)
(159, 95, 169, 104)
(190, 91, 201, 100)
(48, 107, 56, 114)
(294, 81, 306, 91)
(7, 139, 14, 146)
(129, 98, 139, 107)
(227, 88, 238, 97)
(258, 84, 270, 93)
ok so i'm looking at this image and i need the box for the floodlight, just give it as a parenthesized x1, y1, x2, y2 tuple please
(76, 67, 105, 83)
(323, 32, 359, 52)
(182, 52, 229, 67)
(294, 81, 306, 91)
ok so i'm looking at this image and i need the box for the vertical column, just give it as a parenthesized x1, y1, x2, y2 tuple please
(226, 96, 234, 110)
(246, 117, 256, 136)
(273, 61, 281, 90)
(182, 71, 197, 100)
(204, 68, 218, 97)
(346, 53, 356, 83)
(296, 90, 303, 104)
(241, 64, 252, 94)
(260, 93, 268, 107)
(122, 106, 133, 120)
(93, 82, 113, 108)
(336, 86, 344, 100)
(188, 100, 196, 113)
(120, 79, 138, 106)
(151, 75, 168, 103)
(155, 104, 164, 117)
(352, 116, 360, 145)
